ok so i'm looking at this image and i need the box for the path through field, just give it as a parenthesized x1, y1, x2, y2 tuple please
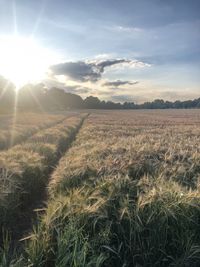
(0, 113, 88, 246)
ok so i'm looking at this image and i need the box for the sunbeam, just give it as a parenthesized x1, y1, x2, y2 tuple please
(9, 89, 18, 147)
(30, 0, 47, 38)
(0, 35, 60, 89)
(12, 0, 18, 36)
(0, 80, 11, 99)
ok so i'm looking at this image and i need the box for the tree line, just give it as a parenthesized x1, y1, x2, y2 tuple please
(0, 77, 200, 111)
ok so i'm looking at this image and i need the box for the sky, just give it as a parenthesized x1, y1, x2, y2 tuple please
(0, 0, 200, 103)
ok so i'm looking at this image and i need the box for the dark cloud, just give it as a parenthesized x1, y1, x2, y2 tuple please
(50, 61, 100, 82)
(103, 80, 139, 87)
(95, 59, 130, 72)
(50, 59, 147, 82)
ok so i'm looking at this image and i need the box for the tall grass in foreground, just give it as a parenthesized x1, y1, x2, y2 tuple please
(11, 111, 200, 267)
(14, 175, 200, 266)
(0, 114, 86, 245)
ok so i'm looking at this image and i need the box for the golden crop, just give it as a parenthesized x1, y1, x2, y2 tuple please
(0, 110, 200, 266)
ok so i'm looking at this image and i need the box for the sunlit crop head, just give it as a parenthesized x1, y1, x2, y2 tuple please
(0, 35, 59, 90)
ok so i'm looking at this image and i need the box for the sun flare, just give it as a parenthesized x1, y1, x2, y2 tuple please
(0, 35, 59, 89)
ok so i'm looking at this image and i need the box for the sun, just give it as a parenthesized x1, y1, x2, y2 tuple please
(0, 35, 59, 90)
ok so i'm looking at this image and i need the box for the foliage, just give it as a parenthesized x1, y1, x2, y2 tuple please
(1, 76, 200, 111)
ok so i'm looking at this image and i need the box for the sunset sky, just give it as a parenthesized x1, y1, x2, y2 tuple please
(0, 0, 200, 102)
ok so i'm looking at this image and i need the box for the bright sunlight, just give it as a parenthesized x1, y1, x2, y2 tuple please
(0, 35, 59, 89)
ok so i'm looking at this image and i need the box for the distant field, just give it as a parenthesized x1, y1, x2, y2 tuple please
(0, 112, 67, 150)
(0, 110, 200, 266)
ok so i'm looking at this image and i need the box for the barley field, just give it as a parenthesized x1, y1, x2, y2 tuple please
(0, 112, 67, 150)
(0, 110, 200, 266)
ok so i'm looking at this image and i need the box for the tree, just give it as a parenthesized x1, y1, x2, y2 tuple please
(18, 83, 46, 110)
(84, 96, 101, 109)
(0, 76, 15, 111)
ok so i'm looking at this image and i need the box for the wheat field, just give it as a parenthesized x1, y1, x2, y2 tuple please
(0, 112, 67, 150)
(0, 110, 200, 266)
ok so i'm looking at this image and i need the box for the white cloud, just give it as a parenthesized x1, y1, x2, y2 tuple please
(113, 25, 143, 33)
(50, 58, 150, 82)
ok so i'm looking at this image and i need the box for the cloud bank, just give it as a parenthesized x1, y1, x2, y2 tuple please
(50, 58, 150, 82)
(103, 80, 139, 87)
